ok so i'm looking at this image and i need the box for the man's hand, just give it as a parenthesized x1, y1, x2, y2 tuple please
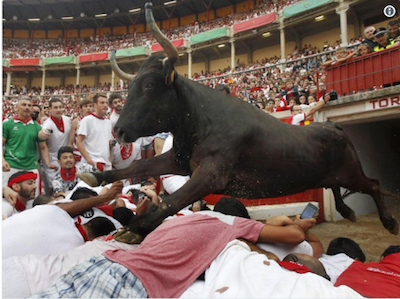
(136, 197, 150, 216)
(47, 163, 59, 171)
(38, 130, 51, 140)
(87, 158, 96, 167)
(3, 186, 18, 207)
(293, 215, 316, 232)
(3, 159, 11, 172)
(105, 181, 123, 200)
(266, 215, 293, 226)
(139, 187, 159, 204)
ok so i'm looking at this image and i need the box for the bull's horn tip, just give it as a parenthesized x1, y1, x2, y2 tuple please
(77, 172, 100, 187)
(145, 2, 153, 9)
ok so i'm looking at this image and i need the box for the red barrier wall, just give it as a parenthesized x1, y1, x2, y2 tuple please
(326, 45, 400, 96)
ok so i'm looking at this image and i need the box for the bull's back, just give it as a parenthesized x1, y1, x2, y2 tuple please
(221, 121, 353, 198)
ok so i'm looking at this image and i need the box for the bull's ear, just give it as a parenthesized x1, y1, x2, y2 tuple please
(162, 58, 178, 87)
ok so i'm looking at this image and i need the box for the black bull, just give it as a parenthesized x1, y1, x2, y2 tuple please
(79, 3, 398, 242)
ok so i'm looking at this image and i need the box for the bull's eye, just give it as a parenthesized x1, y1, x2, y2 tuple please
(145, 81, 155, 91)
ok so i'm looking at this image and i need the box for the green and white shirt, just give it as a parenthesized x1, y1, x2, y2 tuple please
(3, 118, 44, 169)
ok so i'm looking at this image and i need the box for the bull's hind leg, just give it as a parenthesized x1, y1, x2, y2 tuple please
(340, 174, 398, 235)
(354, 177, 398, 235)
(332, 187, 356, 222)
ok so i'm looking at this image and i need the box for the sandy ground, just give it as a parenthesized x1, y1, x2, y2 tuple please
(310, 200, 400, 262)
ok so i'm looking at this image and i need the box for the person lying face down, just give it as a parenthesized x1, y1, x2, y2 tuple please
(335, 245, 400, 298)
(213, 196, 323, 259)
(29, 210, 308, 298)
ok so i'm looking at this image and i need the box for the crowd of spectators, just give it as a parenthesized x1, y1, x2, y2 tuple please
(3, 0, 301, 59)
(3, 18, 399, 120)
(2, 41, 330, 119)
(1, 32, 391, 120)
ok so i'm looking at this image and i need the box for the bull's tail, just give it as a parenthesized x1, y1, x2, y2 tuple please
(341, 187, 400, 201)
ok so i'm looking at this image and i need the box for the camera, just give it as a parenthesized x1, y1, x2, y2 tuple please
(328, 90, 338, 101)
(43, 127, 53, 135)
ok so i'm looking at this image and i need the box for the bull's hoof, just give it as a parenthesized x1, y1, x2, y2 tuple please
(77, 172, 100, 187)
(347, 210, 357, 222)
(339, 207, 357, 222)
(114, 228, 144, 244)
(382, 216, 399, 235)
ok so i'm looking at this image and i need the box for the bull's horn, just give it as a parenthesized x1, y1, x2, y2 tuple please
(109, 49, 136, 81)
(145, 2, 178, 65)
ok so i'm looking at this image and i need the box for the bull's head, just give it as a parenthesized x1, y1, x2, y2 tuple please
(112, 2, 180, 143)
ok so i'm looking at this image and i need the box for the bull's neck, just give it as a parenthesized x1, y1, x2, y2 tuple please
(169, 78, 205, 166)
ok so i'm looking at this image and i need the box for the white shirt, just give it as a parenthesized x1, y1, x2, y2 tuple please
(77, 114, 112, 166)
(2, 205, 84, 259)
(109, 110, 120, 129)
(111, 141, 141, 170)
(319, 253, 355, 284)
(160, 135, 190, 194)
(2, 238, 138, 298)
(291, 113, 306, 125)
(256, 241, 313, 260)
(42, 115, 71, 161)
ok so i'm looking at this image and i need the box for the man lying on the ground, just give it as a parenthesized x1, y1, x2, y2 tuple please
(2, 197, 151, 298)
(3, 236, 138, 298)
(319, 237, 366, 284)
(335, 245, 400, 297)
(213, 196, 323, 259)
(29, 210, 307, 298)
(2, 181, 123, 259)
(180, 240, 362, 298)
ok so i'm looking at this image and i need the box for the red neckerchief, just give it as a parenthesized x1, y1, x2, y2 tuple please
(50, 115, 64, 132)
(15, 198, 26, 212)
(118, 194, 136, 204)
(120, 143, 133, 160)
(74, 217, 88, 241)
(89, 112, 105, 120)
(278, 261, 313, 274)
(96, 205, 114, 216)
(13, 115, 32, 124)
(60, 166, 77, 181)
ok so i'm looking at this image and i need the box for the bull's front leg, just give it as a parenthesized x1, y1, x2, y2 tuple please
(114, 158, 232, 243)
(78, 150, 189, 187)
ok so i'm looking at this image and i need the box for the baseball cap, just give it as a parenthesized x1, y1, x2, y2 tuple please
(373, 27, 387, 37)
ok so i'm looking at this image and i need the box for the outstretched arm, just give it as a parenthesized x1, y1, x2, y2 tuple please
(305, 99, 326, 120)
(56, 181, 123, 217)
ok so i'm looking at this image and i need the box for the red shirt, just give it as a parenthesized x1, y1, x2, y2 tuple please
(335, 253, 400, 297)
